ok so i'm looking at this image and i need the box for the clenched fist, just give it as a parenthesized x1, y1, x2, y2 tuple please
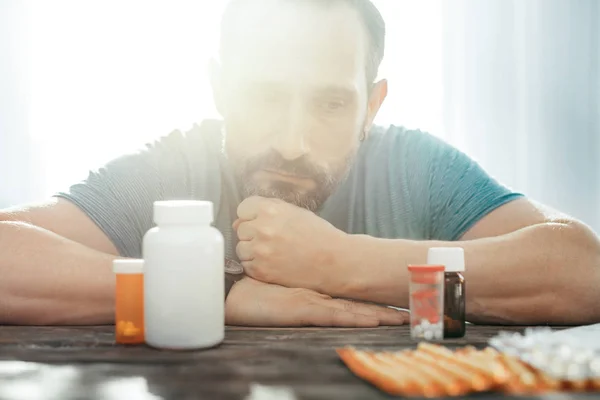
(233, 196, 347, 293)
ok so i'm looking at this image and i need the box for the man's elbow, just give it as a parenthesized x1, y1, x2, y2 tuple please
(0, 208, 21, 222)
(562, 219, 600, 280)
(546, 219, 600, 324)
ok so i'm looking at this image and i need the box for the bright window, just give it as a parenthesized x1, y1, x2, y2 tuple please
(29, 0, 443, 196)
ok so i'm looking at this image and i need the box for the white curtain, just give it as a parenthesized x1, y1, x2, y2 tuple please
(442, 0, 600, 232)
(0, 1, 43, 205)
(1, 0, 599, 232)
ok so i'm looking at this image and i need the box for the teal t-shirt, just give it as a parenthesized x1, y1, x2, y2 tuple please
(57, 120, 522, 259)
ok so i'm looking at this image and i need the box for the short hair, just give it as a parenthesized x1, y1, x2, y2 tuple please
(219, 0, 386, 85)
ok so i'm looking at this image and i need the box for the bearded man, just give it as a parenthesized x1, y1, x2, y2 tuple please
(1, 0, 599, 326)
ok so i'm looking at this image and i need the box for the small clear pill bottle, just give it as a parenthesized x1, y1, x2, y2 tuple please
(143, 200, 225, 350)
(427, 247, 466, 338)
(407, 264, 444, 341)
(113, 259, 145, 344)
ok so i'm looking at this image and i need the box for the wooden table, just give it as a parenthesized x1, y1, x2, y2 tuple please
(0, 325, 595, 400)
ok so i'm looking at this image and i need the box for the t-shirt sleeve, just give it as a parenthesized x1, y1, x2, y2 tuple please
(55, 128, 208, 258)
(405, 131, 523, 241)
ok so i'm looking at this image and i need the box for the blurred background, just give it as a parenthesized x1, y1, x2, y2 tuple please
(1, 0, 599, 231)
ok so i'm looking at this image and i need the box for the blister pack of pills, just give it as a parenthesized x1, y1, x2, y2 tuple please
(489, 324, 600, 381)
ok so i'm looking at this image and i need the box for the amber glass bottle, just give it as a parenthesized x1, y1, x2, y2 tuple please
(427, 247, 466, 339)
(444, 271, 465, 338)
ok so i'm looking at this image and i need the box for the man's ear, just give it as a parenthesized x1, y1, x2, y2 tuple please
(363, 79, 388, 138)
(209, 58, 225, 117)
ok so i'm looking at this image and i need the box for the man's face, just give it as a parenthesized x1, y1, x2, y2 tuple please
(215, 1, 383, 212)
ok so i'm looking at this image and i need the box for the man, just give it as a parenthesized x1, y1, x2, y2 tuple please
(1, 0, 599, 327)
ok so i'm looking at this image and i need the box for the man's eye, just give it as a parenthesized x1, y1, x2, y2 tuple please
(320, 99, 346, 112)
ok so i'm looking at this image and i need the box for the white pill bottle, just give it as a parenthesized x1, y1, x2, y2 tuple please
(143, 200, 224, 350)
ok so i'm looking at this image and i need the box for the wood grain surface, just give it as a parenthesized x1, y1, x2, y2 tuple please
(0, 325, 594, 400)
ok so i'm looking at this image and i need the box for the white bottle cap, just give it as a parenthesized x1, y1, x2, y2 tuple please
(427, 247, 465, 272)
(153, 200, 214, 225)
(113, 259, 144, 274)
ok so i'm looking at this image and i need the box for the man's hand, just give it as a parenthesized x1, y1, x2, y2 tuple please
(233, 196, 346, 293)
(225, 277, 407, 327)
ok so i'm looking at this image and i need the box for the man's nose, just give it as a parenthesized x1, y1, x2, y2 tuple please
(273, 106, 309, 161)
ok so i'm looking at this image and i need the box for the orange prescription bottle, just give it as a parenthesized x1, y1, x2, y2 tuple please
(408, 264, 445, 341)
(113, 259, 144, 344)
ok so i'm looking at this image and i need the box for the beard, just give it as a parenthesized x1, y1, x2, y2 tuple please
(234, 149, 356, 212)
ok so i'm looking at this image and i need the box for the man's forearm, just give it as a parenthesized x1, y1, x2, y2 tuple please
(332, 222, 600, 325)
(0, 221, 116, 325)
